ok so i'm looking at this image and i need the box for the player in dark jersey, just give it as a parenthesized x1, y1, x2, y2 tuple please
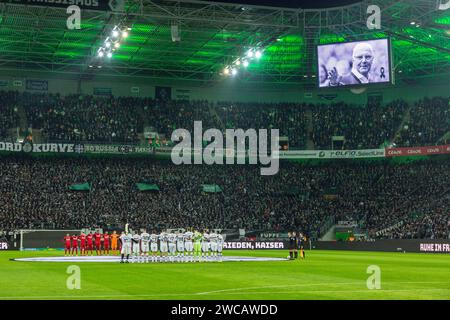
(288, 232, 298, 260)
(292, 232, 299, 259)
(299, 233, 306, 259)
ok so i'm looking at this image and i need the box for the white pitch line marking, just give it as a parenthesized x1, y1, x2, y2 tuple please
(1, 288, 449, 300)
(0, 281, 448, 299)
(195, 281, 450, 295)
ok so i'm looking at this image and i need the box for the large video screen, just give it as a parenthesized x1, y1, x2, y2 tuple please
(317, 38, 391, 88)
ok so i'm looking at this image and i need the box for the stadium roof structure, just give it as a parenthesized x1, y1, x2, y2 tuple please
(0, 0, 448, 85)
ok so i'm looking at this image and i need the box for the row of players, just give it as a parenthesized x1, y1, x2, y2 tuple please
(63, 231, 121, 256)
(64, 228, 225, 263)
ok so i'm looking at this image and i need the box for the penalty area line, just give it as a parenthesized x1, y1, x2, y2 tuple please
(195, 281, 450, 295)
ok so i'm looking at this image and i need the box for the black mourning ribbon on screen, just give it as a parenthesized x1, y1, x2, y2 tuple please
(380, 67, 386, 79)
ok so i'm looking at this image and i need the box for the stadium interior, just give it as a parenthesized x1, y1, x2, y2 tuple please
(0, 0, 449, 303)
(0, 0, 448, 242)
(0, 0, 450, 258)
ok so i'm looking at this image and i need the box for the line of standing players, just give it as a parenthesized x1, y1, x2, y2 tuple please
(119, 228, 225, 263)
(63, 231, 121, 256)
(63, 228, 225, 263)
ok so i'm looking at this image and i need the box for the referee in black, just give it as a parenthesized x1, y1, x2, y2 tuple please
(288, 232, 298, 260)
(298, 232, 305, 259)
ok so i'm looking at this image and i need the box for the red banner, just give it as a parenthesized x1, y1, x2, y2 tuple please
(386, 145, 450, 157)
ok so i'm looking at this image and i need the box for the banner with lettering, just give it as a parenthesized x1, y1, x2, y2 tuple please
(0, 142, 153, 155)
(223, 241, 287, 250)
(385, 144, 450, 157)
(1, 142, 448, 159)
(0, 0, 124, 12)
(316, 149, 385, 159)
(26, 79, 48, 91)
(0, 142, 75, 153)
(83, 144, 153, 154)
(93, 87, 112, 96)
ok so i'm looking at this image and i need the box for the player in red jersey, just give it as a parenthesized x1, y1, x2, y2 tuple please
(79, 232, 86, 256)
(94, 231, 102, 255)
(64, 234, 71, 256)
(71, 234, 79, 256)
(103, 231, 110, 255)
(86, 232, 94, 256)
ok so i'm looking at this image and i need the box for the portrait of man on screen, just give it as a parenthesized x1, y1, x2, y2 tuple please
(318, 39, 390, 88)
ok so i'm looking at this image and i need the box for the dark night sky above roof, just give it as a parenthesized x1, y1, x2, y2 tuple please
(203, 0, 363, 9)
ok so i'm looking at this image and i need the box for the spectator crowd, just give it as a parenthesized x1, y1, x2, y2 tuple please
(23, 93, 143, 143)
(0, 91, 20, 140)
(394, 97, 449, 147)
(311, 99, 408, 149)
(0, 156, 447, 240)
(0, 91, 448, 240)
(0, 91, 447, 149)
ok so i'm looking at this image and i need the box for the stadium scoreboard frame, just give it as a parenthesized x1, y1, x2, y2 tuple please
(316, 37, 395, 89)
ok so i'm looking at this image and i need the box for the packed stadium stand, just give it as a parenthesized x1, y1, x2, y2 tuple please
(394, 97, 449, 147)
(0, 91, 20, 140)
(0, 155, 448, 240)
(0, 91, 448, 148)
(0, 89, 448, 241)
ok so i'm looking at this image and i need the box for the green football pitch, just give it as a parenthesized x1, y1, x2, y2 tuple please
(0, 250, 448, 300)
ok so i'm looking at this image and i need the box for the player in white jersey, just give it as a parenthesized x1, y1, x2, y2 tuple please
(167, 233, 177, 262)
(217, 234, 224, 262)
(131, 231, 141, 263)
(159, 232, 169, 262)
(201, 231, 210, 262)
(184, 230, 194, 262)
(209, 232, 218, 261)
(150, 232, 159, 262)
(120, 230, 132, 263)
(176, 232, 185, 262)
(140, 230, 150, 263)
